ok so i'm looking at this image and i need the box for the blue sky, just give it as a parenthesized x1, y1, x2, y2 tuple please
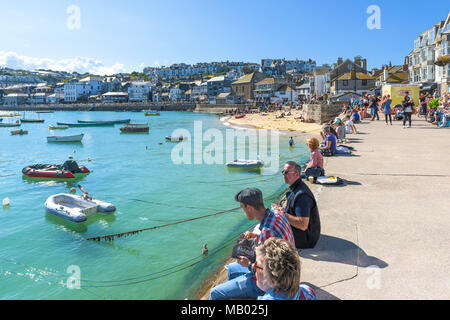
(0, 0, 449, 74)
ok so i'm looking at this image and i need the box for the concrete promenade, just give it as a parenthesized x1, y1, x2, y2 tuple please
(198, 115, 450, 300)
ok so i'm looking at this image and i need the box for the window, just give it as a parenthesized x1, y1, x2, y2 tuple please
(362, 79, 368, 86)
(343, 80, 348, 86)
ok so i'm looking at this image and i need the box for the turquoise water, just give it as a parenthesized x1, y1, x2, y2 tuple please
(0, 111, 309, 300)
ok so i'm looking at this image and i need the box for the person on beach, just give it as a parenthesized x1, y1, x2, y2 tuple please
(345, 115, 358, 134)
(304, 138, 325, 179)
(255, 237, 317, 300)
(277, 161, 321, 251)
(334, 118, 346, 142)
(383, 95, 393, 125)
(319, 125, 337, 156)
(370, 94, 380, 121)
(209, 188, 295, 300)
(351, 109, 361, 124)
(402, 95, 414, 128)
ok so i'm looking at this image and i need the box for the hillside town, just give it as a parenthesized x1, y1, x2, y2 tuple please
(1, 11, 449, 108)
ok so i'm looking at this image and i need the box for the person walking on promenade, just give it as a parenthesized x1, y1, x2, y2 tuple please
(402, 95, 414, 128)
(419, 93, 428, 120)
(383, 95, 393, 125)
(370, 94, 380, 121)
(209, 188, 294, 300)
(255, 237, 317, 300)
(277, 161, 321, 251)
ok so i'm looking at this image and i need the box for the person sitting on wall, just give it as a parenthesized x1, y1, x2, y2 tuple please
(319, 126, 337, 156)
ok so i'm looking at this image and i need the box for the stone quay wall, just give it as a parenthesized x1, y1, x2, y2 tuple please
(301, 102, 345, 124)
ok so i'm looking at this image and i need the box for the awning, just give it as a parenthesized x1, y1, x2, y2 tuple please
(421, 83, 437, 91)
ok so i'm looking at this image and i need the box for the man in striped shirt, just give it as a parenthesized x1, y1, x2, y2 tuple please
(209, 188, 294, 300)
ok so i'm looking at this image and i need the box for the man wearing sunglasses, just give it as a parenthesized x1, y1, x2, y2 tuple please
(209, 188, 295, 300)
(279, 161, 321, 251)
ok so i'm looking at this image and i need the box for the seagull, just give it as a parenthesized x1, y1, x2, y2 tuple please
(202, 244, 208, 255)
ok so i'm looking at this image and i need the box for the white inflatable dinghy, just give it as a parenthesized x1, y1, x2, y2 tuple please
(45, 193, 116, 223)
(226, 159, 264, 169)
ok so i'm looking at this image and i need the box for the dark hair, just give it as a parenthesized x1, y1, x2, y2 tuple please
(285, 161, 302, 174)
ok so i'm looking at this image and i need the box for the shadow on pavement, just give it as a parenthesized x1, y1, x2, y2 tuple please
(300, 234, 388, 268)
(302, 282, 341, 300)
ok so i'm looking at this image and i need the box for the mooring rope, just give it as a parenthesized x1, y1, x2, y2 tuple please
(81, 190, 285, 242)
(0, 224, 254, 289)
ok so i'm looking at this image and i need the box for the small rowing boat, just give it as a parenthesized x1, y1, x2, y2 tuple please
(165, 136, 187, 142)
(21, 119, 45, 123)
(120, 123, 149, 133)
(47, 133, 84, 142)
(49, 125, 69, 130)
(11, 129, 28, 135)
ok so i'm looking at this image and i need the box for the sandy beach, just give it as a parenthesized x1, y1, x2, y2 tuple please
(194, 115, 450, 300)
(226, 110, 323, 135)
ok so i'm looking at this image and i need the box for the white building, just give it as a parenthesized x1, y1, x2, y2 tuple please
(128, 82, 152, 102)
(79, 76, 104, 95)
(169, 85, 182, 102)
(64, 80, 85, 102)
(29, 92, 47, 104)
(3, 93, 28, 106)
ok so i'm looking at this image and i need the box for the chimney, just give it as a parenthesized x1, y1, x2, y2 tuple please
(362, 59, 367, 72)
(337, 57, 343, 65)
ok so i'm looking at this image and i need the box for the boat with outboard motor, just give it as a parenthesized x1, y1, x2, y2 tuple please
(44, 193, 115, 223)
(22, 160, 90, 180)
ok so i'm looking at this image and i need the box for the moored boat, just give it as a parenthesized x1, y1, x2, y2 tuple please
(47, 133, 84, 142)
(77, 119, 131, 125)
(165, 136, 188, 142)
(21, 119, 45, 123)
(36, 110, 54, 113)
(226, 159, 264, 170)
(44, 193, 115, 224)
(235, 115, 246, 119)
(120, 123, 149, 133)
(11, 129, 28, 135)
(57, 122, 115, 127)
(0, 121, 21, 127)
(145, 111, 160, 116)
(22, 160, 90, 180)
(49, 125, 69, 130)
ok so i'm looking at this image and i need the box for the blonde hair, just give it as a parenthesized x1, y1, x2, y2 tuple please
(255, 237, 301, 298)
(307, 137, 320, 151)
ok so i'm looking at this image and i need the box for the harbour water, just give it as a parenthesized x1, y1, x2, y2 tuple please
(0, 111, 310, 299)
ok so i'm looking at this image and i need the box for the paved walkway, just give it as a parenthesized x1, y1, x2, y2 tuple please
(197, 115, 449, 300)
(303, 115, 450, 300)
